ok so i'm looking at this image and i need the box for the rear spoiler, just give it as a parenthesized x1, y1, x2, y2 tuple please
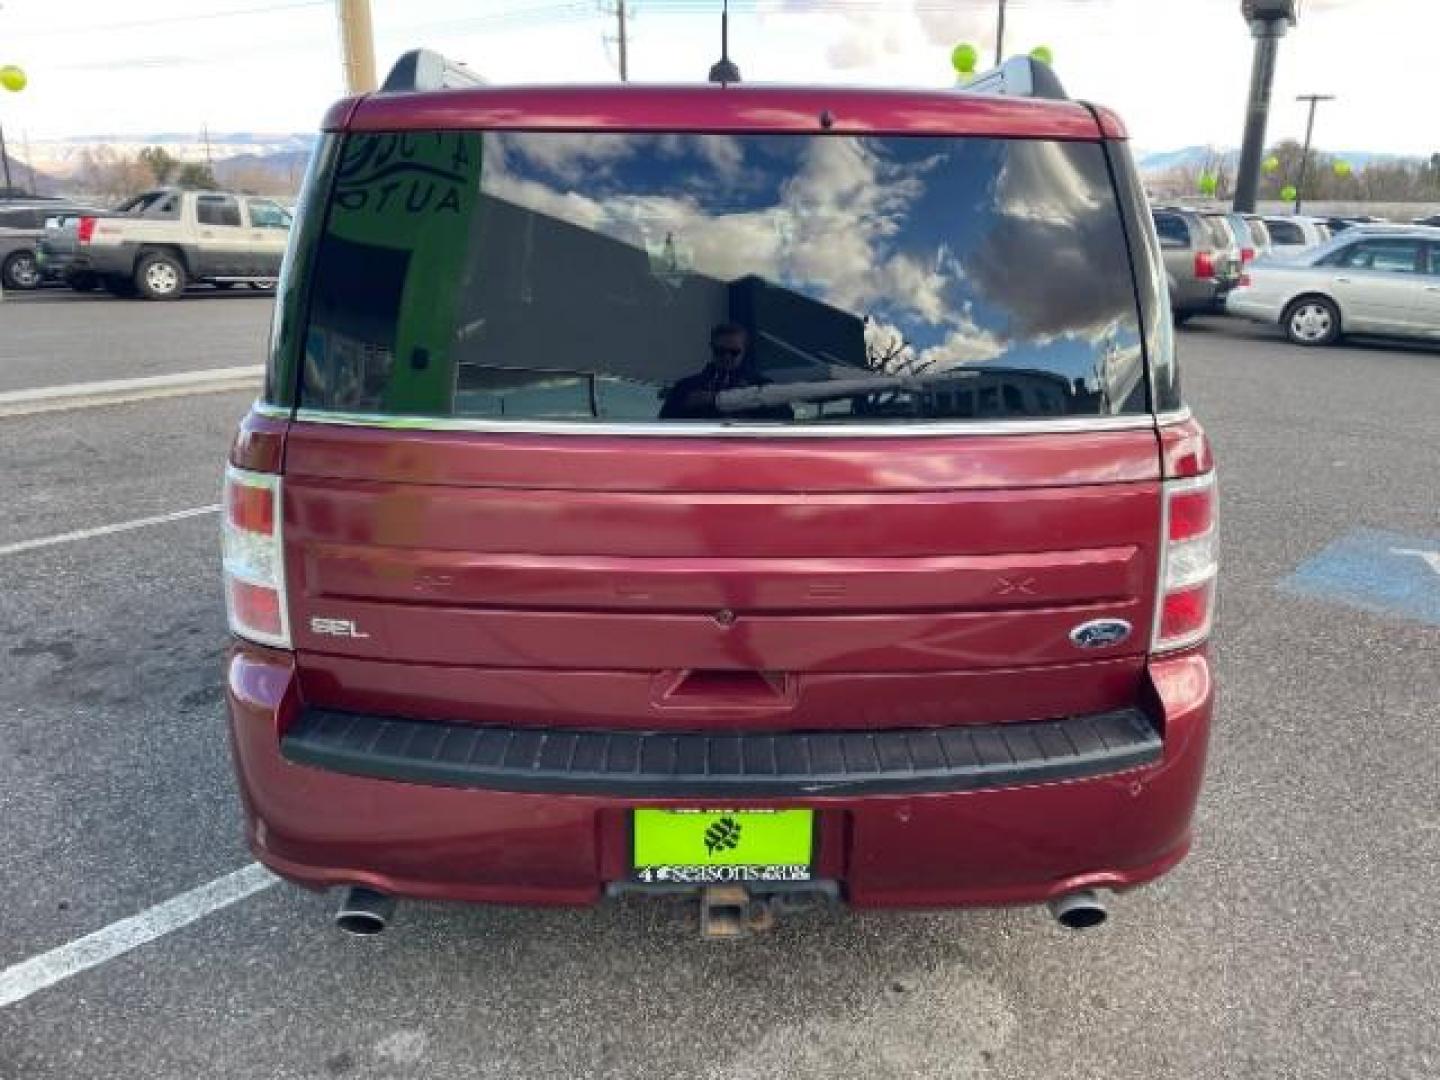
(963, 56, 1068, 101)
(380, 48, 485, 93)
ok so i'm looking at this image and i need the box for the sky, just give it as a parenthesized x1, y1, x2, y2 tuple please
(0, 0, 1436, 155)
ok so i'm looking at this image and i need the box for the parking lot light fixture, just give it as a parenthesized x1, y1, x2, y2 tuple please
(1233, 1, 1298, 213)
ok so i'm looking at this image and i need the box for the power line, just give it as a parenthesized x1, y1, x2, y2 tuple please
(393, 3, 599, 36)
(8, 0, 331, 38)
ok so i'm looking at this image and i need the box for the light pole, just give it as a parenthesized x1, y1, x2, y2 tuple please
(1232, 0, 1297, 214)
(335, 0, 377, 93)
(0, 64, 26, 196)
(995, 0, 1007, 65)
(0, 123, 11, 195)
(1293, 93, 1336, 214)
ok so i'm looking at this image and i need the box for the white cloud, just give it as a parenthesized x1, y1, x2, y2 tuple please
(916, 324, 1006, 369)
(2, 0, 1435, 158)
(483, 132, 972, 335)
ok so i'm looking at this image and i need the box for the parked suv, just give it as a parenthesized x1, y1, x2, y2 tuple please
(1261, 215, 1331, 258)
(64, 188, 291, 298)
(224, 54, 1216, 936)
(1241, 214, 1273, 259)
(1, 200, 103, 290)
(1153, 206, 1242, 323)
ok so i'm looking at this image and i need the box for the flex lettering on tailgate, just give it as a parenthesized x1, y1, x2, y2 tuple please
(310, 617, 370, 639)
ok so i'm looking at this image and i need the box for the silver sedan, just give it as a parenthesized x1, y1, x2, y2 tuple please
(1226, 226, 1440, 346)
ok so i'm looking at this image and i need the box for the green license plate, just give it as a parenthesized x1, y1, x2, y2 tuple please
(631, 808, 814, 885)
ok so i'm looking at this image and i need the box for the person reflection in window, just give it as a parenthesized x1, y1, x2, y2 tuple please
(660, 324, 791, 421)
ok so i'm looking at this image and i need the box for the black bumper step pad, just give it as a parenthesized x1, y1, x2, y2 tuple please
(281, 705, 1162, 797)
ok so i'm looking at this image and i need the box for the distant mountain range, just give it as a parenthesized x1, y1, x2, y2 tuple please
(6, 133, 1429, 199)
(1136, 145, 1425, 173)
(24, 132, 317, 177)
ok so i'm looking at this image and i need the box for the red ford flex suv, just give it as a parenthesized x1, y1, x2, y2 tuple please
(223, 52, 1216, 937)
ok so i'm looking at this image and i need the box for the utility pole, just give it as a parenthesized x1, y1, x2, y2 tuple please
(0, 123, 12, 194)
(617, 0, 629, 82)
(1293, 93, 1335, 214)
(336, 0, 378, 94)
(202, 124, 213, 169)
(1232, 0, 1297, 214)
(601, 1, 630, 82)
(995, 0, 1007, 65)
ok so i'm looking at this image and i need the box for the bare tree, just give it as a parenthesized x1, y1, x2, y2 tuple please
(73, 146, 150, 202)
(138, 146, 179, 185)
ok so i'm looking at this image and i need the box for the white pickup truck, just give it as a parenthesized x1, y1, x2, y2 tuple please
(54, 188, 291, 299)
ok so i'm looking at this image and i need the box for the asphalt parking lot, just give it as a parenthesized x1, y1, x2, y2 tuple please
(1, 296, 1437, 1079)
(0, 289, 270, 392)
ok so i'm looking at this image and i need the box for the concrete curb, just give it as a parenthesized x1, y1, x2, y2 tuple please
(0, 366, 264, 418)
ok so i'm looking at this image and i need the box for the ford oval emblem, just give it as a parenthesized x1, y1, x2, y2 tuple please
(1069, 619, 1133, 649)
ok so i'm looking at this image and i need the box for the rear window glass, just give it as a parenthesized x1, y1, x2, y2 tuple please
(1202, 216, 1233, 248)
(1245, 218, 1271, 247)
(118, 192, 181, 219)
(1154, 213, 1189, 247)
(1267, 218, 1304, 245)
(301, 132, 1147, 424)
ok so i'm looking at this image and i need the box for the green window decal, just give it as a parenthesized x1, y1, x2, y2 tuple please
(307, 132, 483, 416)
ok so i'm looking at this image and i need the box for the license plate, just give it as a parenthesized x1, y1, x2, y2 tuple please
(631, 808, 814, 884)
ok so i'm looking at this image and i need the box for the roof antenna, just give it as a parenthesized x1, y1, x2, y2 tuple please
(708, 0, 741, 84)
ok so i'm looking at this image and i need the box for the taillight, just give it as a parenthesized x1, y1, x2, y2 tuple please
(222, 466, 289, 649)
(1153, 473, 1217, 653)
(1241, 247, 1255, 264)
(1193, 251, 1215, 279)
(76, 217, 97, 244)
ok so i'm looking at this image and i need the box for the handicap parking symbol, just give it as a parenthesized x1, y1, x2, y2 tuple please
(1280, 528, 1440, 628)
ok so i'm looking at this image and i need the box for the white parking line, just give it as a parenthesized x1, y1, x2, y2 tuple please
(0, 505, 221, 558)
(0, 367, 263, 418)
(0, 863, 278, 1008)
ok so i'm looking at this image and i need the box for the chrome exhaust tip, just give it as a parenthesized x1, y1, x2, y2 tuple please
(334, 886, 395, 936)
(1048, 890, 1108, 930)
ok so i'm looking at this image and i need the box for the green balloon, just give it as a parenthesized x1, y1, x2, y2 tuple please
(1029, 46, 1054, 66)
(1262, 155, 1281, 174)
(1280, 184, 1298, 201)
(1333, 159, 1352, 177)
(951, 43, 978, 76)
(1198, 173, 1218, 196)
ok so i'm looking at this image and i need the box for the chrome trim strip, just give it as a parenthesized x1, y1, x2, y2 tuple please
(1155, 407, 1192, 427)
(285, 408, 1164, 438)
(252, 400, 291, 420)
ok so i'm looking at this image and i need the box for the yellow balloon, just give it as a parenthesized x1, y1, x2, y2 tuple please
(0, 66, 27, 93)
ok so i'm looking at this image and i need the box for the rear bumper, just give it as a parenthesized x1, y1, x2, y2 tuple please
(1173, 279, 1230, 315)
(1225, 290, 1283, 323)
(36, 248, 77, 280)
(226, 644, 1213, 909)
